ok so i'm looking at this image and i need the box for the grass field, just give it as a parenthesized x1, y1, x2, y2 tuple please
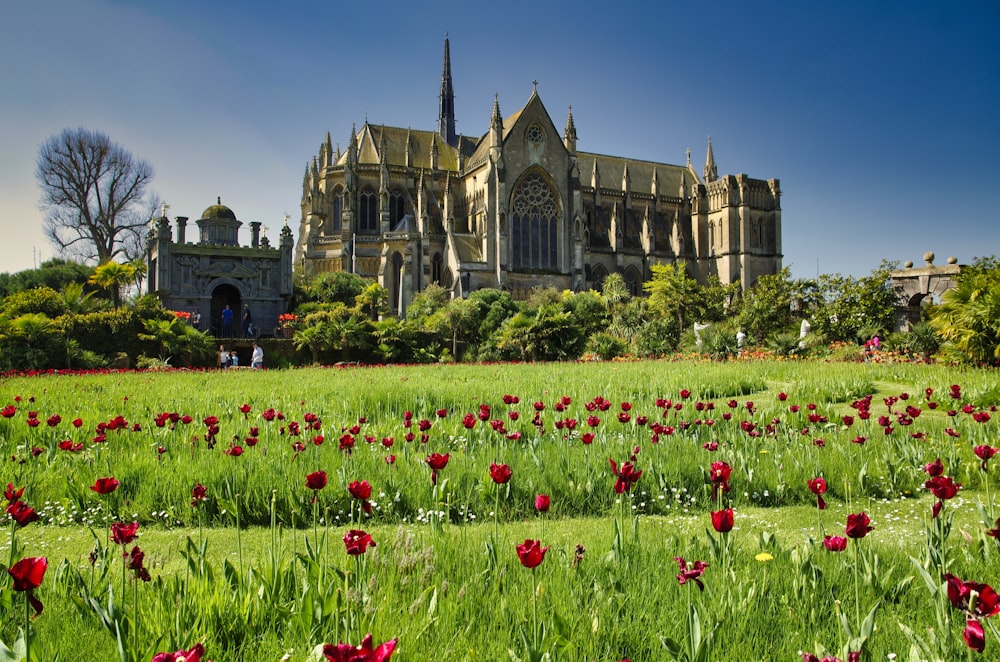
(1, 359, 998, 661)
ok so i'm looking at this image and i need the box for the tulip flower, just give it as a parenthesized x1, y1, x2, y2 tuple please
(111, 521, 140, 546)
(321, 633, 397, 662)
(516, 539, 549, 569)
(711, 508, 734, 533)
(344, 529, 375, 556)
(489, 462, 513, 485)
(807, 477, 827, 510)
(152, 644, 207, 662)
(7, 556, 47, 615)
(535, 494, 550, 512)
(845, 512, 874, 539)
(90, 476, 120, 494)
(674, 556, 708, 591)
(823, 535, 848, 552)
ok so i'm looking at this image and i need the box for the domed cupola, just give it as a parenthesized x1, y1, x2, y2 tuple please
(196, 197, 242, 246)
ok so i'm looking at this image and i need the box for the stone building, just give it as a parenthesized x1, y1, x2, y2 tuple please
(296, 38, 782, 315)
(146, 199, 294, 337)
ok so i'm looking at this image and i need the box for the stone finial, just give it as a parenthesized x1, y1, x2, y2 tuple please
(904, 261, 913, 268)
(923, 251, 935, 266)
(947, 256, 957, 265)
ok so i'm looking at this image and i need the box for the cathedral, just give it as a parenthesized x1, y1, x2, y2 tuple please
(296, 38, 782, 315)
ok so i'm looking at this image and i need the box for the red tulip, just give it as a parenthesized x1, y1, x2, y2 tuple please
(425, 453, 449, 485)
(111, 521, 140, 545)
(923, 458, 944, 476)
(974, 445, 998, 471)
(674, 556, 708, 590)
(845, 512, 874, 539)
(945, 574, 1000, 652)
(344, 529, 375, 556)
(7, 556, 47, 615)
(190, 483, 207, 507)
(535, 494, 550, 512)
(608, 458, 642, 494)
(823, 535, 848, 552)
(90, 476, 120, 495)
(516, 539, 549, 569)
(807, 477, 827, 510)
(306, 470, 328, 492)
(711, 508, 734, 533)
(489, 462, 513, 485)
(925, 474, 962, 517)
(4, 483, 24, 504)
(6, 501, 40, 527)
(321, 634, 397, 662)
(152, 644, 207, 662)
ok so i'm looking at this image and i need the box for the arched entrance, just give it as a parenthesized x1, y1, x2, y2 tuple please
(211, 284, 242, 338)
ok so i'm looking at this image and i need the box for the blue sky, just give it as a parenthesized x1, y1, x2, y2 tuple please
(2, 0, 997, 279)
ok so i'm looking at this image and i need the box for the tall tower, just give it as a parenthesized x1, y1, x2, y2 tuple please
(438, 36, 457, 147)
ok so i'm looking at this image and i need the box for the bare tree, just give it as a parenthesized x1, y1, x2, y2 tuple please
(36, 128, 155, 264)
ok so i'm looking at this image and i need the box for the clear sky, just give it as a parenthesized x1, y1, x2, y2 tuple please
(2, 0, 997, 279)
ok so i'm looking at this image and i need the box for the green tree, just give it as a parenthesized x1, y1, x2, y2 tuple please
(812, 261, 899, 343)
(737, 267, 796, 344)
(0, 258, 94, 298)
(930, 256, 1000, 365)
(88, 261, 137, 308)
(644, 262, 702, 331)
(355, 282, 389, 320)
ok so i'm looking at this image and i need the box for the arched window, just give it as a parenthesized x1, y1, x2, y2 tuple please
(591, 264, 609, 291)
(391, 252, 403, 313)
(331, 190, 343, 232)
(431, 253, 443, 285)
(511, 171, 559, 270)
(389, 190, 406, 227)
(359, 187, 378, 233)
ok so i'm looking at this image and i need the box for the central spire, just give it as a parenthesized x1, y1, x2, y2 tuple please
(438, 35, 457, 147)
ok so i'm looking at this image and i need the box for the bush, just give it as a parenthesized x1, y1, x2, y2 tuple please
(586, 332, 629, 360)
(1, 287, 69, 317)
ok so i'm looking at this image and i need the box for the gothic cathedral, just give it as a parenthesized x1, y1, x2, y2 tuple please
(296, 38, 782, 315)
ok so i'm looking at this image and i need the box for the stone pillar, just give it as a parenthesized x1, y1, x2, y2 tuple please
(176, 216, 188, 244)
(250, 222, 262, 248)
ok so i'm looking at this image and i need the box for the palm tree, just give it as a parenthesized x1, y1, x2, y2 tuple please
(88, 261, 136, 308)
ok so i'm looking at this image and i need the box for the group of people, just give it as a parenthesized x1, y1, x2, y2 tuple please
(220, 305, 255, 339)
(218, 342, 264, 370)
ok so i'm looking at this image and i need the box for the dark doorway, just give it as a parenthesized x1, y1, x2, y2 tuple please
(211, 284, 242, 338)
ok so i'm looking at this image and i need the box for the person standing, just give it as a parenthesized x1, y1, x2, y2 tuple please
(191, 310, 201, 330)
(251, 342, 264, 369)
(242, 305, 253, 338)
(218, 344, 229, 369)
(221, 305, 234, 338)
(229, 351, 239, 368)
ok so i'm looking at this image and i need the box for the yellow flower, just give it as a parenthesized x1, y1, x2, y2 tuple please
(755, 552, 774, 563)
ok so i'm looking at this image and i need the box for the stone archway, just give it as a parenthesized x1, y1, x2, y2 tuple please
(890, 253, 962, 331)
(210, 283, 242, 338)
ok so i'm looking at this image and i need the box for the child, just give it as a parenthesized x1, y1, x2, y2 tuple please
(230, 351, 239, 368)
